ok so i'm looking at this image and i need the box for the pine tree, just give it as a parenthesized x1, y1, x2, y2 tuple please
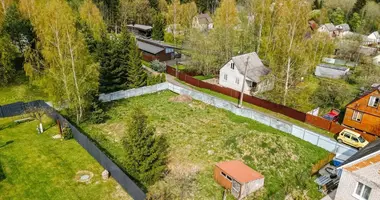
(152, 13, 165, 41)
(123, 108, 167, 185)
(127, 35, 147, 88)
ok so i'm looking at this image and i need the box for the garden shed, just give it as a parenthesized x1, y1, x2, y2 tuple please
(314, 64, 350, 79)
(214, 160, 264, 199)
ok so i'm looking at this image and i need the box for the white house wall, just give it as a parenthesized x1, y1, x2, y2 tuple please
(219, 60, 251, 92)
(335, 169, 380, 200)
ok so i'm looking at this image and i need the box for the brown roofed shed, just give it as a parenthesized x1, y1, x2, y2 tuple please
(214, 160, 264, 199)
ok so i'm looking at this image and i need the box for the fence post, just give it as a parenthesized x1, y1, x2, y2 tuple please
(0, 106, 3, 118)
(302, 129, 306, 139)
(316, 136, 320, 146)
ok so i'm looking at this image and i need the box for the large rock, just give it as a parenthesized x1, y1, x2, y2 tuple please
(102, 170, 110, 180)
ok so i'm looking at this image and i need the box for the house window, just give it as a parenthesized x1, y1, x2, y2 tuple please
(368, 96, 380, 107)
(230, 62, 235, 69)
(354, 182, 371, 200)
(352, 111, 363, 122)
(235, 78, 239, 84)
(223, 74, 228, 81)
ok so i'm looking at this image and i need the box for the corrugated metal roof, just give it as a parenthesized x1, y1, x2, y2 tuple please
(127, 24, 152, 31)
(216, 160, 264, 184)
(137, 41, 164, 54)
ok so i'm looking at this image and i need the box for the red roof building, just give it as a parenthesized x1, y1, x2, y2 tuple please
(214, 160, 264, 199)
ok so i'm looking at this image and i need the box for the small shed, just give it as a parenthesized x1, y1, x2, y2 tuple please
(315, 64, 350, 79)
(214, 160, 264, 199)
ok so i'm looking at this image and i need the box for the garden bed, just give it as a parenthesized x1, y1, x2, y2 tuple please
(81, 91, 329, 199)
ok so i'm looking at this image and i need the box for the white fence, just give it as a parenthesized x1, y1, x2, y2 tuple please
(100, 82, 357, 161)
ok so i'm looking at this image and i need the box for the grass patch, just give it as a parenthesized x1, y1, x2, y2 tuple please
(0, 73, 47, 105)
(193, 75, 214, 80)
(0, 117, 130, 200)
(141, 60, 151, 68)
(81, 91, 328, 199)
(176, 79, 335, 139)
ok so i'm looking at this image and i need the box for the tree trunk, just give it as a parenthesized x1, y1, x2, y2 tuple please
(66, 31, 83, 123)
(283, 21, 297, 106)
(1, 0, 6, 15)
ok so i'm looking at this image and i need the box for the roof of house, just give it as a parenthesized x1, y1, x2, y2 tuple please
(196, 13, 213, 24)
(324, 23, 337, 31)
(336, 24, 350, 32)
(216, 160, 264, 184)
(318, 63, 349, 71)
(369, 31, 380, 39)
(137, 41, 164, 54)
(232, 52, 270, 83)
(127, 24, 153, 31)
(345, 154, 380, 185)
(340, 139, 380, 167)
(136, 37, 176, 49)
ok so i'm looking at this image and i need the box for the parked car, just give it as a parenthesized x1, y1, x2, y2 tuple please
(323, 109, 340, 122)
(337, 129, 369, 149)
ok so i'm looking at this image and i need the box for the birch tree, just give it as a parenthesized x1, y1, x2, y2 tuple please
(79, 0, 106, 41)
(24, 0, 99, 123)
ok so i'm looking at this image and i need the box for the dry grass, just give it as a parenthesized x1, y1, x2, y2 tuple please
(81, 91, 329, 199)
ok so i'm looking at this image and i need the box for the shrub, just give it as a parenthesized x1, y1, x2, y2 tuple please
(122, 108, 168, 186)
(62, 124, 73, 140)
(147, 73, 166, 85)
(150, 60, 166, 73)
(89, 100, 108, 124)
(311, 81, 356, 109)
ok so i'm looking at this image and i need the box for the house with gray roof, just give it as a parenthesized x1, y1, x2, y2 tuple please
(318, 23, 338, 37)
(136, 37, 177, 62)
(127, 24, 152, 38)
(218, 52, 273, 94)
(368, 31, 380, 44)
(336, 24, 350, 32)
(315, 63, 350, 79)
(192, 13, 213, 31)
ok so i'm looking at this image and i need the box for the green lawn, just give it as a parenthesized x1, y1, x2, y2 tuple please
(193, 75, 214, 80)
(176, 78, 335, 138)
(81, 91, 328, 199)
(0, 74, 47, 105)
(0, 117, 130, 200)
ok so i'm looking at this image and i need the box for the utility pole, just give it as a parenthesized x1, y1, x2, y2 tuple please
(238, 57, 250, 108)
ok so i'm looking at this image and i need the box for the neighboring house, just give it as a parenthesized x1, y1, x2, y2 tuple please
(218, 52, 273, 94)
(318, 23, 338, 37)
(343, 86, 380, 136)
(136, 37, 176, 62)
(192, 13, 213, 31)
(332, 140, 380, 200)
(367, 31, 380, 44)
(373, 55, 380, 66)
(127, 24, 152, 38)
(314, 64, 350, 79)
(336, 24, 350, 33)
(309, 20, 319, 31)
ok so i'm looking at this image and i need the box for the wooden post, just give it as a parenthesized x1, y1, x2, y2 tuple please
(238, 57, 250, 108)
(223, 189, 227, 200)
(57, 120, 63, 136)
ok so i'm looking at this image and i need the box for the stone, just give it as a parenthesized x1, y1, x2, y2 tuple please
(52, 134, 62, 139)
(102, 170, 110, 180)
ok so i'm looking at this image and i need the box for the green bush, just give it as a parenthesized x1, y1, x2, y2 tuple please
(311, 81, 357, 109)
(62, 125, 73, 140)
(147, 73, 166, 86)
(150, 60, 166, 73)
(89, 100, 108, 124)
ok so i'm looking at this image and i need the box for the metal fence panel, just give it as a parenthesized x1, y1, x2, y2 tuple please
(291, 126, 305, 139)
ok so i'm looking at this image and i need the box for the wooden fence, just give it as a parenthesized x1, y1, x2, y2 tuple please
(167, 66, 377, 141)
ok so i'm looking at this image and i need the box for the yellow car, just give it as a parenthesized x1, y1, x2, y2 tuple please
(337, 129, 369, 149)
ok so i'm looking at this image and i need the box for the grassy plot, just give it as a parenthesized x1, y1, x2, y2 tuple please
(0, 118, 130, 200)
(0, 74, 47, 105)
(81, 91, 329, 199)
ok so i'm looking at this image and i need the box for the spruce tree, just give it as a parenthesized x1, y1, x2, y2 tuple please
(98, 31, 131, 93)
(352, 0, 367, 15)
(123, 108, 167, 186)
(152, 13, 166, 41)
(127, 35, 147, 88)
